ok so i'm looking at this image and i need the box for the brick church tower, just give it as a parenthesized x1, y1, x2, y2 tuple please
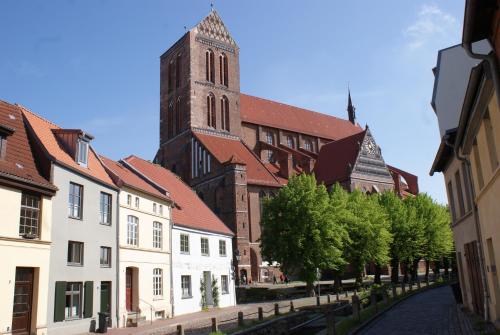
(156, 10, 254, 282)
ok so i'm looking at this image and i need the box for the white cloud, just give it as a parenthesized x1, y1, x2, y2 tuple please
(404, 4, 458, 50)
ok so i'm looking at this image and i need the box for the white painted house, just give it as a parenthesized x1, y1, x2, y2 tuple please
(124, 156, 237, 316)
(23, 109, 119, 335)
(100, 156, 173, 327)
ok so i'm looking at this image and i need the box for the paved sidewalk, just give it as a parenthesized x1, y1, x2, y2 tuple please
(358, 285, 476, 335)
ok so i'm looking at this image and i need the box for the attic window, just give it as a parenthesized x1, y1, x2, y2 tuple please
(77, 139, 89, 167)
(0, 124, 15, 160)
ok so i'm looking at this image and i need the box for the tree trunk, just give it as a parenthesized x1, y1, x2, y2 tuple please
(374, 264, 382, 284)
(412, 259, 419, 282)
(402, 262, 409, 283)
(391, 258, 399, 284)
(444, 257, 450, 276)
(333, 272, 342, 293)
(306, 281, 315, 297)
(425, 259, 430, 281)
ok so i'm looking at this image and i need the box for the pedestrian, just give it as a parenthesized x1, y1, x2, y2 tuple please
(273, 275, 277, 285)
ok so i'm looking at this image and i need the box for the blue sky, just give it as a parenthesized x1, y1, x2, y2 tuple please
(0, 1, 464, 203)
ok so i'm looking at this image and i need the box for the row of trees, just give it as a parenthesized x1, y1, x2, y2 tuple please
(260, 174, 453, 294)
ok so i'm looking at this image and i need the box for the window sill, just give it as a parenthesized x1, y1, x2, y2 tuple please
(100, 265, 111, 268)
(99, 223, 112, 226)
(219, 254, 227, 257)
(222, 292, 229, 295)
(68, 216, 83, 221)
(64, 317, 82, 321)
(180, 252, 190, 255)
(67, 263, 84, 267)
(153, 297, 164, 301)
(202, 254, 210, 257)
(181, 296, 192, 300)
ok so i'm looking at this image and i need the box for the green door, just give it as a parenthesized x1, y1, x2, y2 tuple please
(100, 282, 111, 314)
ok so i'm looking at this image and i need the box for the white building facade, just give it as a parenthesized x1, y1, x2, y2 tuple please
(171, 226, 236, 316)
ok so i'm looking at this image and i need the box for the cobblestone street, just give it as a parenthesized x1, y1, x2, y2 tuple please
(359, 286, 474, 335)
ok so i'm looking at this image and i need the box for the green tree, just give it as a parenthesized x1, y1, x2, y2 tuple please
(260, 174, 347, 296)
(344, 190, 392, 285)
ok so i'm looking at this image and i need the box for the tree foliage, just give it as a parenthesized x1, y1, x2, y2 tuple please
(260, 174, 347, 293)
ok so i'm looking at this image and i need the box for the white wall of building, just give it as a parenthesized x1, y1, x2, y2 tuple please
(117, 186, 172, 327)
(171, 226, 235, 316)
(0, 185, 52, 335)
(46, 165, 118, 335)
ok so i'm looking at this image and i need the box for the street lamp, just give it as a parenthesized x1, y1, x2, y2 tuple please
(235, 249, 241, 261)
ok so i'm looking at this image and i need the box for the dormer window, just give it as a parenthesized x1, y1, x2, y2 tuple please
(0, 124, 15, 160)
(77, 139, 89, 167)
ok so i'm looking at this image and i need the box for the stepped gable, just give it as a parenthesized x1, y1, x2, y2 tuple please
(0, 100, 56, 193)
(21, 107, 115, 188)
(193, 9, 237, 46)
(240, 93, 362, 140)
(193, 131, 281, 187)
(124, 155, 233, 236)
(100, 155, 171, 201)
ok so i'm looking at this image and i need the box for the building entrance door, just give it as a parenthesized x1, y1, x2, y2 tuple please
(12, 267, 34, 335)
(203, 271, 213, 306)
(465, 241, 484, 316)
(126, 268, 133, 311)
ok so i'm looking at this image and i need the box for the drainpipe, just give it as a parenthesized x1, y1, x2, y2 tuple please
(169, 217, 174, 317)
(445, 135, 490, 321)
(115, 192, 121, 327)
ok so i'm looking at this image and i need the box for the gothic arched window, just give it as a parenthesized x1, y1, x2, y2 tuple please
(259, 191, 267, 217)
(205, 50, 215, 83)
(207, 93, 216, 128)
(221, 96, 230, 131)
(167, 100, 174, 138)
(176, 54, 182, 88)
(175, 97, 182, 134)
(219, 53, 228, 86)
(167, 60, 174, 93)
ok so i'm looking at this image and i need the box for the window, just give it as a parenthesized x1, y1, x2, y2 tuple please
(100, 192, 112, 225)
(175, 54, 182, 88)
(221, 275, 229, 294)
(462, 162, 472, 212)
(65, 282, 82, 319)
(153, 268, 163, 297)
(287, 136, 294, 148)
(159, 205, 163, 216)
(219, 240, 227, 256)
(207, 93, 216, 128)
(180, 234, 189, 253)
(0, 134, 5, 159)
(127, 215, 138, 246)
(259, 191, 267, 216)
(176, 97, 182, 134)
(68, 182, 83, 219)
(168, 60, 174, 92)
(221, 96, 230, 131)
(266, 132, 274, 145)
(19, 193, 41, 238)
(135, 197, 139, 208)
(267, 150, 274, 163)
(455, 171, 466, 217)
(484, 110, 499, 171)
(446, 181, 457, 222)
(219, 53, 228, 86)
(127, 194, 132, 206)
(473, 140, 485, 190)
(181, 275, 192, 298)
(100, 247, 111, 267)
(77, 140, 89, 166)
(68, 241, 84, 265)
(153, 222, 162, 249)
(201, 237, 209, 256)
(153, 203, 157, 213)
(167, 100, 174, 138)
(205, 50, 215, 83)
(304, 140, 312, 151)
(192, 138, 212, 178)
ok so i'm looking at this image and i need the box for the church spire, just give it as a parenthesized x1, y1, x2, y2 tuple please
(347, 88, 356, 124)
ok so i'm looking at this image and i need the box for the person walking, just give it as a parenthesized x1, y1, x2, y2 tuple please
(273, 275, 277, 285)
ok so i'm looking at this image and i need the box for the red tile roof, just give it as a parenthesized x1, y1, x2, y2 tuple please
(240, 93, 362, 140)
(314, 130, 366, 185)
(124, 155, 234, 236)
(100, 156, 171, 201)
(0, 101, 56, 193)
(193, 132, 281, 187)
(387, 164, 419, 195)
(21, 107, 116, 188)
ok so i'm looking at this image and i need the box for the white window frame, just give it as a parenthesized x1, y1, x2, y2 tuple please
(181, 275, 192, 298)
(65, 282, 83, 320)
(219, 240, 227, 256)
(67, 241, 84, 266)
(100, 246, 111, 267)
(180, 234, 190, 254)
(77, 140, 89, 167)
(153, 268, 163, 298)
(68, 182, 83, 219)
(221, 275, 229, 294)
(127, 215, 139, 246)
(153, 222, 162, 249)
(99, 192, 112, 225)
(201, 237, 210, 256)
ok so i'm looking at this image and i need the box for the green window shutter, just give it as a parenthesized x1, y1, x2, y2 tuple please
(84, 281, 93, 318)
(54, 281, 66, 322)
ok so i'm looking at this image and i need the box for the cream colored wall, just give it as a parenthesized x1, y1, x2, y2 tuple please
(118, 186, 172, 327)
(469, 93, 500, 322)
(0, 185, 52, 335)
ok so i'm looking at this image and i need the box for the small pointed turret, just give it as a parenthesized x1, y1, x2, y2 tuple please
(347, 89, 356, 124)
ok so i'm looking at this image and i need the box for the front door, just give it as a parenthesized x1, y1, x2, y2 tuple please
(100, 281, 111, 314)
(126, 268, 133, 311)
(12, 268, 34, 335)
(203, 271, 213, 306)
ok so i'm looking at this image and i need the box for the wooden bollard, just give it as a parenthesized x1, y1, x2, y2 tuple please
(177, 324, 184, 335)
(290, 301, 295, 312)
(274, 303, 279, 316)
(352, 295, 360, 321)
(327, 311, 336, 335)
(336, 292, 340, 301)
(392, 285, 397, 298)
(258, 307, 263, 320)
(238, 312, 244, 326)
(316, 295, 320, 306)
(327, 294, 331, 303)
(211, 317, 218, 332)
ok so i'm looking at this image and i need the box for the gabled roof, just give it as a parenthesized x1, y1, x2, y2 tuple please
(100, 156, 171, 202)
(124, 155, 233, 236)
(193, 131, 281, 187)
(0, 101, 56, 194)
(314, 130, 367, 185)
(193, 10, 237, 46)
(21, 107, 116, 189)
(240, 94, 362, 141)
